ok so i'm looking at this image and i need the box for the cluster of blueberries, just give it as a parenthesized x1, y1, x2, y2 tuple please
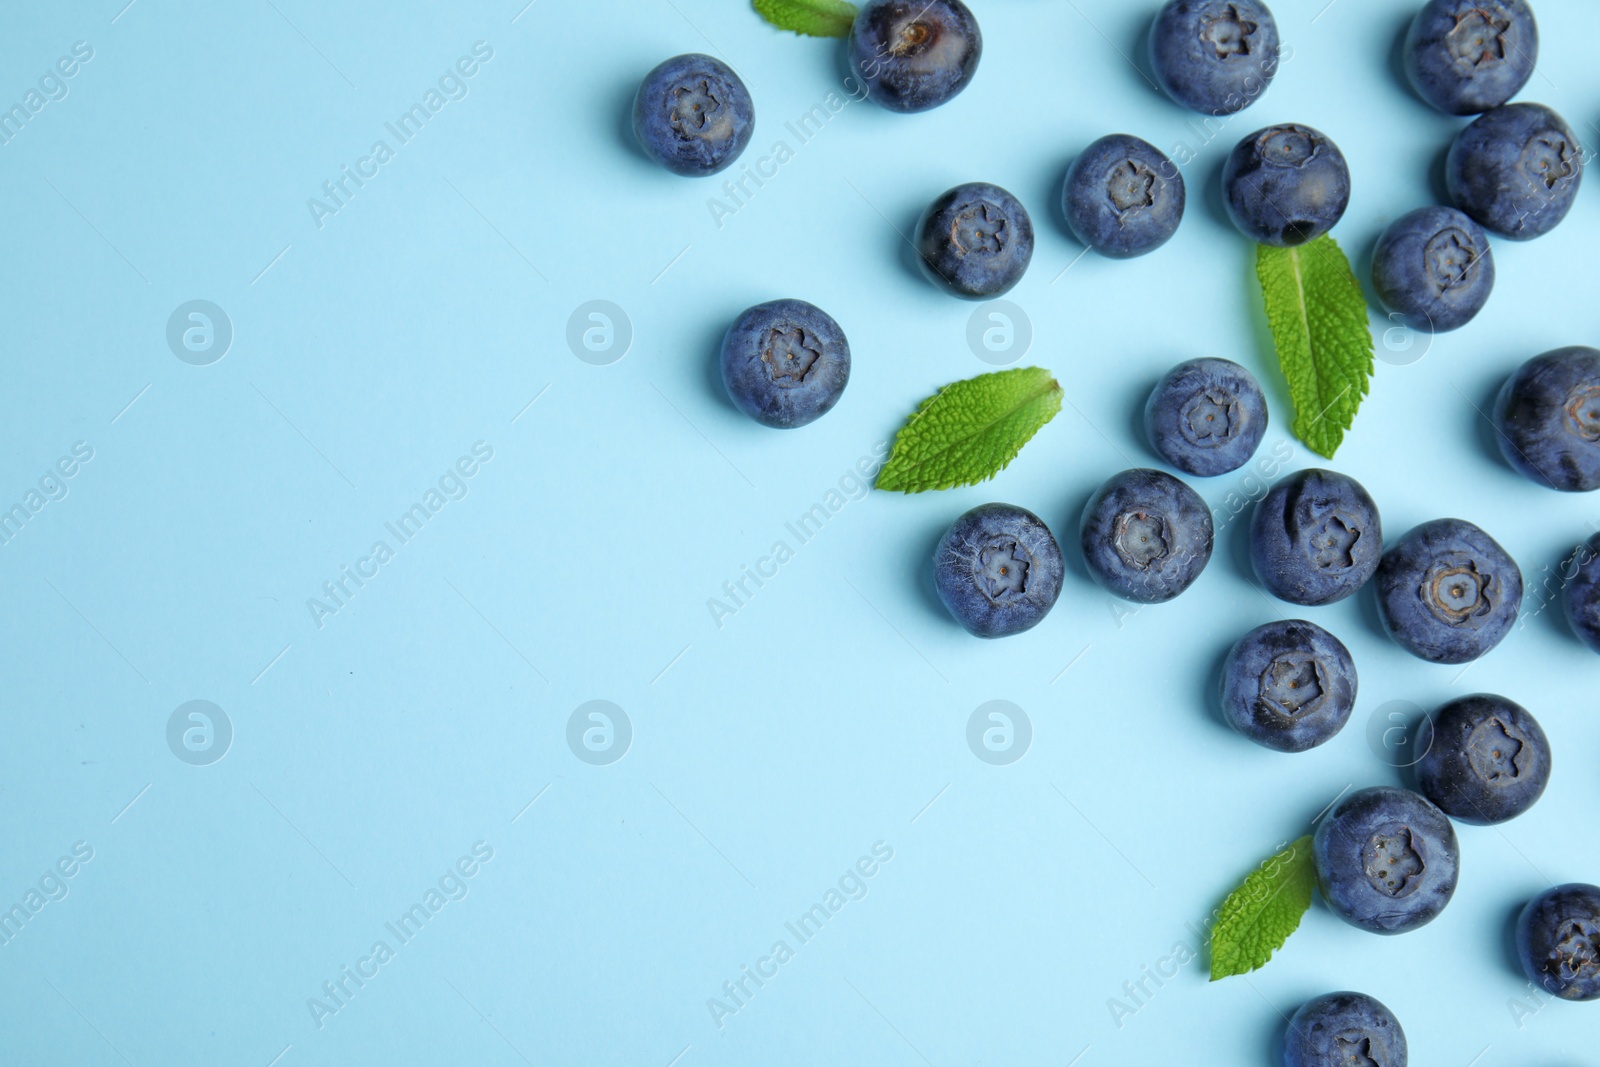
(629, 0, 1600, 1054)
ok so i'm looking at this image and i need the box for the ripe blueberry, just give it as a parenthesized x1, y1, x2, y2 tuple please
(1148, 0, 1280, 116)
(1562, 531, 1600, 654)
(1372, 206, 1495, 333)
(916, 182, 1034, 299)
(847, 0, 982, 113)
(1313, 786, 1460, 935)
(1250, 469, 1382, 606)
(1144, 358, 1267, 476)
(1517, 883, 1600, 1002)
(1492, 346, 1600, 491)
(632, 54, 754, 177)
(1416, 694, 1551, 824)
(933, 503, 1064, 638)
(1447, 102, 1583, 240)
(1063, 135, 1186, 258)
(1283, 991, 1408, 1067)
(1080, 469, 1213, 603)
(1220, 619, 1357, 753)
(1223, 124, 1351, 246)
(720, 299, 850, 429)
(1405, 0, 1538, 116)
(1375, 519, 1523, 664)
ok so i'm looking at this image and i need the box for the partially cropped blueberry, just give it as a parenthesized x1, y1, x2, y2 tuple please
(1080, 469, 1213, 603)
(1283, 991, 1408, 1067)
(1517, 883, 1600, 1002)
(1375, 519, 1523, 664)
(1313, 786, 1460, 935)
(1223, 124, 1351, 246)
(1250, 469, 1382, 606)
(933, 503, 1063, 638)
(1144, 358, 1266, 477)
(1447, 102, 1583, 240)
(1148, 0, 1280, 116)
(1492, 347, 1600, 491)
(632, 54, 754, 177)
(1372, 207, 1495, 332)
(1405, 0, 1538, 116)
(1063, 135, 1186, 258)
(1563, 531, 1600, 653)
(720, 299, 850, 429)
(847, 0, 981, 113)
(1221, 620, 1357, 753)
(1416, 694, 1551, 824)
(916, 182, 1034, 299)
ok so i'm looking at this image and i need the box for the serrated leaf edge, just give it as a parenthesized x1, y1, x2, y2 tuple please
(874, 367, 1062, 494)
(751, 0, 858, 38)
(1207, 834, 1316, 981)
(1255, 237, 1374, 460)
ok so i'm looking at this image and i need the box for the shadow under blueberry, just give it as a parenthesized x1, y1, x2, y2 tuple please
(1225, 499, 1261, 587)
(1427, 137, 1454, 208)
(698, 310, 744, 417)
(1201, 151, 1234, 236)
(1354, 577, 1391, 645)
(1200, 633, 1239, 739)
(913, 512, 961, 632)
(1470, 375, 1511, 475)
(1501, 896, 1530, 981)
(895, 202, 934, 291)
(1121, 13, 1165, 110)
(1123, 373, 1162, 468)
(612, 76, 653, 169)
(1048, 155, 1079, 247)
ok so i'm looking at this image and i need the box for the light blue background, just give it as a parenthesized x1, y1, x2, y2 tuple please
(1, 0, 1597, 1063)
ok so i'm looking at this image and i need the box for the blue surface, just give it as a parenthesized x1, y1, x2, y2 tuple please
(2, 0, 1598, 1063)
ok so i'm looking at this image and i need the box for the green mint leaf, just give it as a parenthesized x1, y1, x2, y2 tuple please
(1255, 235, 1375, 459)
(876, 367, 1063, 493)
(752, 0, 858, 37)
(1209, 835, 1316, 981)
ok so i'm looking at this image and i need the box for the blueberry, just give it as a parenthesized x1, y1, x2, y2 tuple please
(1223, 124, 1351, 246)
(847, 0, 981, 113)
(1148, 0, 1280, 116)
(1063, 135, 1186, 258)
(632, 54, 754, 177)
(1562, 531, 1600, 653)
(933, 503, 1064, 637)
(1416, 694, 1550, 824)
(1517, 883, 1600, 1002)
(916, 183, 1034, 299)
(1375, 519, 1523, 664)
(1283, 991, 1408, 1067)
(1405, 0, 1538, 116)
(1446, 102, 1584, 240)
(1250, 469, 1382, 606)
(1313, 786, 1459, 935)
(720, 299, 850, 429)
(1080, 469, 1213, 603)
(1220, 620, 1357, 753)
(1372, 206, 1495, 332)
(1144, 358, 1266, 476)
(1492, 347, 1600, 491)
